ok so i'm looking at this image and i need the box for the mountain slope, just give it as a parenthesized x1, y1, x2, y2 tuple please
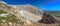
(0, 1, 44, 26)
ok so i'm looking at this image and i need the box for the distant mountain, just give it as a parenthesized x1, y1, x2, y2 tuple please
(43, 10, 60, 13)
(43, 10, 60, 18)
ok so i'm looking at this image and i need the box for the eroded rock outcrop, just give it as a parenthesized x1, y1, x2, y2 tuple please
(38, 12, 57, 24)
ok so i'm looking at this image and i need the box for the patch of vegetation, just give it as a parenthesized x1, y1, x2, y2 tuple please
(0, 13, 26, 26)
(50, 13, 60, 18)
(44, 11, 60, 18)
(0, 3, 11, 9)
(0, 10, 7, 14)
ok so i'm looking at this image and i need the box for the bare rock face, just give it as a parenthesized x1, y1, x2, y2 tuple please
(16, 4, 44, 22)
(38, 12, 57, 24)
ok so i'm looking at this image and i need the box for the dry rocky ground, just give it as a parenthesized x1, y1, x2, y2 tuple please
(23, 18, 60, 26)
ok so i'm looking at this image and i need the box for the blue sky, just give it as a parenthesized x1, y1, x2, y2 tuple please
(1, 0, 60, 11)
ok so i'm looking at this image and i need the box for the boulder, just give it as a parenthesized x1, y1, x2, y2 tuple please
(38, 12, 57, 24)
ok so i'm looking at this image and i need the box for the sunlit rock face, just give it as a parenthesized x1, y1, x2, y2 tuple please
(16, 4, 44, 16)
(20, 10, 42, 22)
(15, 4, 44, 23)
